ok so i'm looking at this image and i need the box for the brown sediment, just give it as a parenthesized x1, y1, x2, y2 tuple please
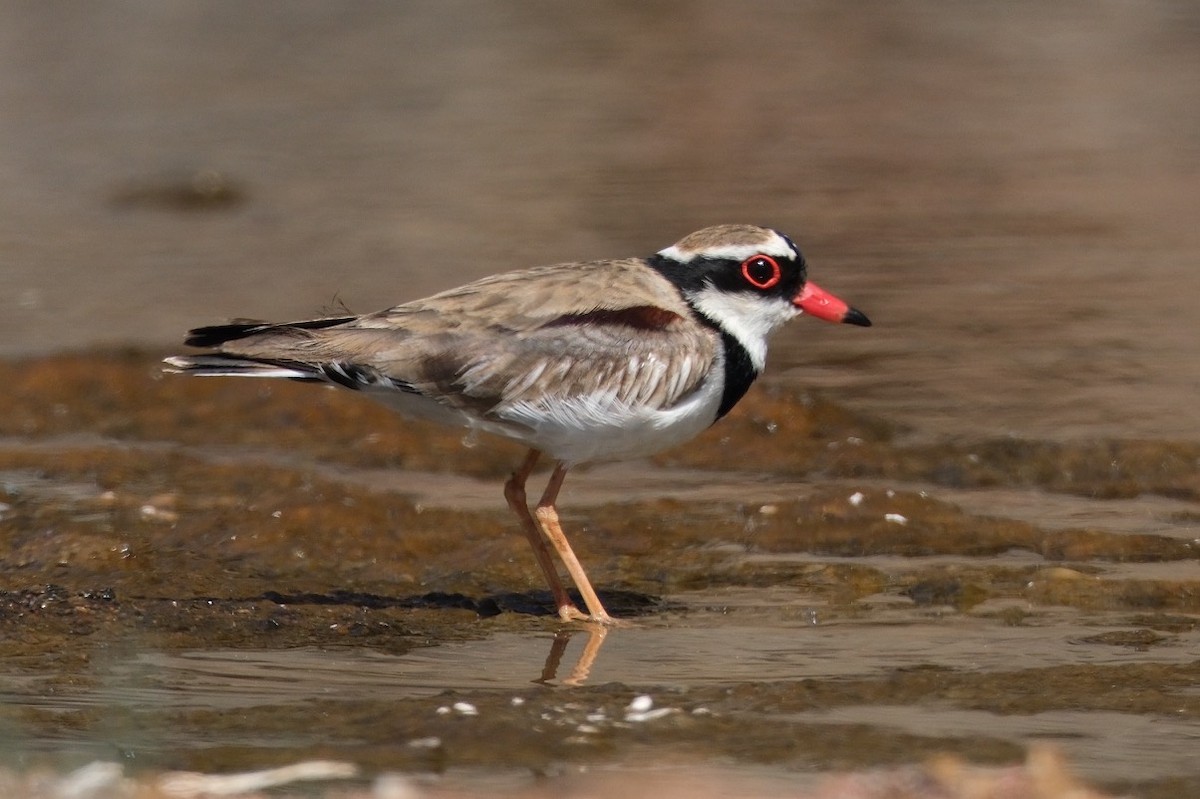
(0, 351, 1196, 798)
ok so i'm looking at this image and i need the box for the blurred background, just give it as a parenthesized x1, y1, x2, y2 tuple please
(2, 0, 1197, 442)
(2, 4, 1199, 795)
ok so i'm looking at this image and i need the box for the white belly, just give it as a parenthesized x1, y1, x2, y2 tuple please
(494, 370, 724, 465)
(365, 366, 725, 466)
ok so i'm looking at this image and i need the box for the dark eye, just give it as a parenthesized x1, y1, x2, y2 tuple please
(740, 255, 781, 289)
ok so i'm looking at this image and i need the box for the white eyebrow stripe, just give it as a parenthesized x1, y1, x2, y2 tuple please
(657, 235, 795, 264)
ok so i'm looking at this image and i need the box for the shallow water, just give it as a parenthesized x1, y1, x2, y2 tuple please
(3, 595, 1198, 784)
(2, 2, 1198, 444)
(0, 2, 1198, 797)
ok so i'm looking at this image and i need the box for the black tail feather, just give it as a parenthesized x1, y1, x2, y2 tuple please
(184, 316, 356, 348)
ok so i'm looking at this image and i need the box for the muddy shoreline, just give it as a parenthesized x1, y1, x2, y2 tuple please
(2, 3, 1198, 795)
(1, 352, 1196, 797)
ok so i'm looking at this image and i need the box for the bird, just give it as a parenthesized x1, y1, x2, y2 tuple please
(164, 224, 870, 625)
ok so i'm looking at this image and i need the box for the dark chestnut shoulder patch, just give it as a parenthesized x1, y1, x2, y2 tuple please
(546, 305, 682, 331)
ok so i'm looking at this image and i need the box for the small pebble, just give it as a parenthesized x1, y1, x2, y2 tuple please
(139, 504, 179, 523)
(626, 707, 675, 723)
(627, 695, 653, 713)
(453, 701, 478, 716)
(373, 773, 421, 799)
(406, 737, 441, 749)
(56, 762, 124, 799)
(885, 513, 908, 525)
(625, 694, 676, 722)
(848, 491, 865, 506)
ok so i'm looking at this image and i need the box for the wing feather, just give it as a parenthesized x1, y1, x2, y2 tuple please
(182, 258, 716, 420)
(386, 319, 716, 418)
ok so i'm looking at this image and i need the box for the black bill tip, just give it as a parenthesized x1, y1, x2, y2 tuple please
(843, 307, 872, 327)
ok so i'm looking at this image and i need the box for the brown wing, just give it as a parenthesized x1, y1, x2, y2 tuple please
(364, 260, 715, 414)
(397, 308, 716, 416)
(202, 258, 717, 415)
(358, 258, 691, 331)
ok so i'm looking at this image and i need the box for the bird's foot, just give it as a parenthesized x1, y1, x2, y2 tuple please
(557, 604, 629, 627)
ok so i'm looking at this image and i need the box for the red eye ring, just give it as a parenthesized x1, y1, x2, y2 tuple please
(740, 254, 782, 290)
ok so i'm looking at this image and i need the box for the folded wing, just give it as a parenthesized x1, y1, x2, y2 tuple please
(166, 259, 717, 421)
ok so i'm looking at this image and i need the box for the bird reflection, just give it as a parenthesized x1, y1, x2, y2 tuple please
(536, 625, 609, 686)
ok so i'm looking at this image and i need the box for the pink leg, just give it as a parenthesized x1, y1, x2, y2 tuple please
(533, 462, 615, 625)
(503, 449, 584, 620)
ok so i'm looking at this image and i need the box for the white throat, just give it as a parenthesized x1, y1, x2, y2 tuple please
(686, 285, 798, 371)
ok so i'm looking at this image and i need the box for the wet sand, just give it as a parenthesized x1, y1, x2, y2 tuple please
(0, 357, 1197, 797)
(1, 3, 1198, 797)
